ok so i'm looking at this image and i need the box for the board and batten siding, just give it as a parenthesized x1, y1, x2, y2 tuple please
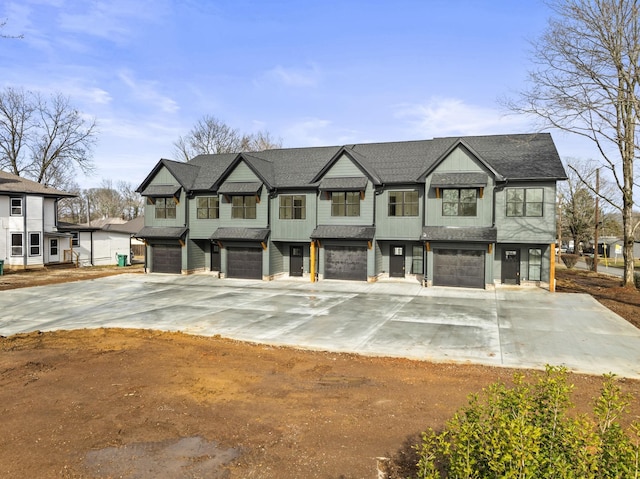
(186, 239, 206, 271)
(317, 154, 375, 226)
(145, 166, 187, 228)
(424, 147, 495, 228)
(270, 191, 317, 241)
(188, 195, 219, 240)
(375, 187, 424, 239)
(495, 182, 557, 243)
(217, 163, 268, 229)
(269, 241, 284, 276)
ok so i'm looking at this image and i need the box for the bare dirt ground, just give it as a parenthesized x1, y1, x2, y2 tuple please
(0, 265, 639, 478)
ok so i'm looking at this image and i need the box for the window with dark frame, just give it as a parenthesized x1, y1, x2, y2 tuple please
(197, 196, 219, 219)
(50, 238, 58, 256)
(528, 248, 542, 281)
(506, 188, 544, 217)
(231, 195, 257, 219)
(442, 188, 477, 216)
(411, 245, 424, 274)
(29, 232, 41, 256)
(331, 191, 360, 217)
(10, 197, 22, 216)
(388, 190, 419, 216)
(155, 197, 177, 219)
(71, 231, 79, 247)
(279, 195, 306, 219)
(11, 233, 23, 256)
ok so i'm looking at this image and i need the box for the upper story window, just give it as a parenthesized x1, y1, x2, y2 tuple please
(155, 197, 177, 219)
(388, 191, 419, 217)
(331, 191, 360, 217)
(280, 195, 306, 220)
(71, 231, 80, 247)
(10, 197, 22, 216)
(442, 188, 477, 217)
(506, 188, 543, 217)
(231, 195, 257, 219)
(197, 196, 219, 219)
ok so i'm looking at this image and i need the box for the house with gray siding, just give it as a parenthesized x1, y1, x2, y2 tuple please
(136, 133, 566, 290)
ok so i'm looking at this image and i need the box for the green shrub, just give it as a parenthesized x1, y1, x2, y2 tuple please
(634, 272, 640, 289)
(413, 366, 640, 479)
(585, 256, 594, 270)
(561, 254, 579, 269)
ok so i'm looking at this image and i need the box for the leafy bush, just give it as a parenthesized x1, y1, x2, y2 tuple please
(413, 366, 640, 479)
(585, 256, 594, 270)
(634, 272, 640, 290)
(561, 254, 579, 269)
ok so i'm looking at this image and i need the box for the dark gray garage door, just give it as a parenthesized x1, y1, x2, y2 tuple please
(152, 244, 181, 274)
(324, 245, 367, 281)
(227, 247, 262, 279)
(433, 249, 485, 288)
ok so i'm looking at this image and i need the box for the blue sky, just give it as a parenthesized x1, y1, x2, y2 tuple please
(1, 0, 598, 189)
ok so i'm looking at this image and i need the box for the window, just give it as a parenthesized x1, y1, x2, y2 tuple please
(231, 195, 257, 219)
(155, 197, 177, 219)
(197, 196, 219, 219)
(29, 232, 41, 256)
(71, 231, 80, 247)
(506, 188, 544, 217)
(411, 245, 424, 275)
(11, 233, 23, 256)
(388, 191, 419, 216)
(528, 248, 542, 281)
(279, 195, 306, 219)
(331, 191, 360, 217)
(442, 188, 477, 216)
(10, 197, 22, 216)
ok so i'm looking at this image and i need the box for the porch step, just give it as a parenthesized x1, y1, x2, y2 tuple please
(45, 261, 77, 270)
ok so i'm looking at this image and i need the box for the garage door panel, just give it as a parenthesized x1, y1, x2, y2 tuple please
(434, 249, 484, 289)
(228, 247, 262, 279)
(325, 246, 366, 281)
(152, 245, 181, 274)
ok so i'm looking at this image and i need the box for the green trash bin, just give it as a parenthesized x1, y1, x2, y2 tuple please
(0, 259, 4, 276)
(117, 254, 127, 267)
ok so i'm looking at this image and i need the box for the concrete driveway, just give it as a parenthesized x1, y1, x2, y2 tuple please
(1, 273, 640, 379)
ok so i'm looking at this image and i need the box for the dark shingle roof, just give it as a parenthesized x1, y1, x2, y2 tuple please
(318, 177, 368, 191)
(218, 182, 262, 195)
(311, 225, 376, 240)
(421, 226, 497, 242)
(0, 170, 76, 197)
(210, 227, 270, 242)
(430, 172, 488, 187)
(136, 226, 188, 240)
(140, 184, 181, 197)
(139, 133, 565, 194)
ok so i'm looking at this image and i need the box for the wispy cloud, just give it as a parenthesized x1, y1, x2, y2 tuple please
(261, 63, 322, 88)
(395, 97, 533, 138)
(283, 118, 333, 146)
(118, 70, 179, 114)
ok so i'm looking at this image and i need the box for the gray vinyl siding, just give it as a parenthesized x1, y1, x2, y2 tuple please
(271, 191, 317, 241)
(375, 187, 424, 239)
(493, 244, 552, 284)
(269, 241, 284, 276)
(495, 182, 557, 243)
(144, 167, 186, 228)
(186, 239, 206, 271)
(375, 240, 383, 275)
(317, 155, 374, 226)
(425, 148, 495, 228)
(217, 165, 268, 228)
(189, 195, 219, 239)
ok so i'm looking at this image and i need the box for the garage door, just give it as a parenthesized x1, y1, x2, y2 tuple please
(227, 247, 262, 279)
(152, 244, 181, 274)
(324, 245, 367, 281)
(433, 249, 485, 288)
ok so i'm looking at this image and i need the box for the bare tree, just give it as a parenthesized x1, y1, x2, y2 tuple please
(0, 87, 97, 188)
(508, 0, 640, 286)
(173, 115, 282, 161)
(0, 18, 23, 39)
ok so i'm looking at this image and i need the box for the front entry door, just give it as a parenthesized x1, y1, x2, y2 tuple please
(502, 249, 521, 285)
(389, 245, 405, 278)
(49, 238, 59, 263)
(211, 243, 221, 272)
(290, 245, 303, 277)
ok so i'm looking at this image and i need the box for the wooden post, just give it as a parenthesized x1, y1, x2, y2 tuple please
(550, 242, 556, 292)
(310, 240, 316, 283)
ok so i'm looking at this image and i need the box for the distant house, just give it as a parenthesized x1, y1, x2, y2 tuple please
(58, 217, 135, 266)
(0, 170, 75, 270)
(606, 239, 640, 259)
(136, 133, 567, 290)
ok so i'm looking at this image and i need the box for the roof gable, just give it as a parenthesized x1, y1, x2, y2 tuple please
(0, 170, 76, 197)
(311, 147, 381, 185)
(136, 159, 200, 193)
(213, 153, 274, 191)
(420, 140, 503, 182)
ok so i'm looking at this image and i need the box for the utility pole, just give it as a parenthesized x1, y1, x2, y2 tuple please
(594, 169, 599, 273)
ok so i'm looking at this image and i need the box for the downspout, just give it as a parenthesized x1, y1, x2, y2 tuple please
(90, 230, 94, 266)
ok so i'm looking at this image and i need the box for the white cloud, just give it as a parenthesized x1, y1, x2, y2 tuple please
(394, 97, 533, 138)
(282, 118, 333, 147)
(118, 70, 179, 114)
(262, 63, 322, 88)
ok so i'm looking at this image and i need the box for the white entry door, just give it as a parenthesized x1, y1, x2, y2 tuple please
(49, 238, 60, 263)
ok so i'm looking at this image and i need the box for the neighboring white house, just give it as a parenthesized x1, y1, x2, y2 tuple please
(58, 217, 133, 267)
(0, 170, 75, 270)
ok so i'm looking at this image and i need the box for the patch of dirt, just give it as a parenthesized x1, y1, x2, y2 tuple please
(0, 265, 639, 478)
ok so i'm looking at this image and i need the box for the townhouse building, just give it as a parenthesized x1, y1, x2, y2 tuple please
(136, 133, 566, 289)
